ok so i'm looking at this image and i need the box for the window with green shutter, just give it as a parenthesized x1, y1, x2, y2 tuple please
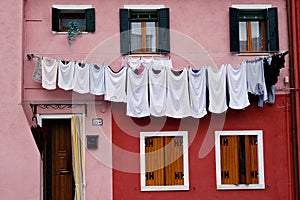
(52, 6, 95, 33)
(229, 7, 279, 53)
(215, 130, 265, 190)
(119, 8, 170, 55)
(140, 131, 189, 191)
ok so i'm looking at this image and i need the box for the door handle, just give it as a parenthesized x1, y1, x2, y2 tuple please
(59, 170, 70, 175)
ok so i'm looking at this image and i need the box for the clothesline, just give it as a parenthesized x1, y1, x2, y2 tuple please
(27, 51, 288, 118)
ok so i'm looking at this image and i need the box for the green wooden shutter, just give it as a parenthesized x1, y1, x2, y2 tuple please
(266, 8, 279, 52)
(52, 7, 60, 32)
(119, 9, 130, 55)
(85, 8, 95, 32)
(158, 8, 170, 54)
(229, 7, 240, 52)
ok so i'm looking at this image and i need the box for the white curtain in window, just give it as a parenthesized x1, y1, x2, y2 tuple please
(71, 115, 86, 200)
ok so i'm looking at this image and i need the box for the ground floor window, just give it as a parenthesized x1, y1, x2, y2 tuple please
(140, 131, 189, 191)
(215, 130, 265, 190)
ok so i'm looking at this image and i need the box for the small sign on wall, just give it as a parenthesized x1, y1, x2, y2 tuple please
(92, 118, 103, 126)
(86, 135, 99, 150)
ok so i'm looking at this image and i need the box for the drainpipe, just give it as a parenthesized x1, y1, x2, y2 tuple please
(287, 0, 300, 199)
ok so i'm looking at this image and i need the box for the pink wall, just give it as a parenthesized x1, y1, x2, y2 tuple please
(0, 0, 41, 199)
(0, 0, 290, 199)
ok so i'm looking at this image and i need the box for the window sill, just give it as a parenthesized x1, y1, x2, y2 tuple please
(141, 185, 189, 191)
(52, 31, 89, 35)
(128, 53, 169, 57)
(232, 52, 277, 56)
(217, 183, 265, 190)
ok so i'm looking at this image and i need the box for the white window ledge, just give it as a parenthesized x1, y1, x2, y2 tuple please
(124, 4, 165, 9)
(52, 5, 92, 10)
(231, 4, 272, 9)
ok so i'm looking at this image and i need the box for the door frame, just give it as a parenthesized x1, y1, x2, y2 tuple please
(37, 114, 85, 200)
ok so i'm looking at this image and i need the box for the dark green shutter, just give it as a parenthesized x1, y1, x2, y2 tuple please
(85, 8, 95, 32)
(120, 9, 130, 55)
(229, 7, 239, 52)
(266, 8, 279, 52)
(52, 7, 60, 32)
(158, 8, 170, 54)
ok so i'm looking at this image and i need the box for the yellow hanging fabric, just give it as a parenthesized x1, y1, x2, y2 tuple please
(71, 115, 86, 200)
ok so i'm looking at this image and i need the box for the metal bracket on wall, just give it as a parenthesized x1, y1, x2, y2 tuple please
(30, 103, 88, 116)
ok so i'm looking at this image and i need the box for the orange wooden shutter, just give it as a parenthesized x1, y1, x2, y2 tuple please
(220, 136, 239, 184)
(145, 136, 165, 186)
(165, 136, 184, 186)
(245, 135, 259, 184)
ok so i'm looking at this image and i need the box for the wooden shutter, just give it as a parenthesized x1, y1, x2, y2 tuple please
(165, 136, 184, 186)
(220, 136, 239, 184)
(85, 8, 95, 32)
(229, 7, 240, 52)
(265, 8, 279, 52)
(119, 9, 130, 55)
(158, 8, 170, 54)
(245, 135, 259, 184)
(145, 137, 164, 186)
(52, 7, 60, 32)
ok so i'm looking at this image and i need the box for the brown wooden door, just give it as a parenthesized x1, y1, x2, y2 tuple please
(44, 119, 74, 200)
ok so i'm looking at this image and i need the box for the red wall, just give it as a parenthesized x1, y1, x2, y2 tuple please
(112, 95, 292, 200)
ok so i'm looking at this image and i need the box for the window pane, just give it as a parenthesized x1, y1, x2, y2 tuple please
(61, 18, 85, 31)
(145, 22, 156, 52)
(251, 21, 262, 51)
(131, 22, 142, 52)
(239, 22, 248, 51)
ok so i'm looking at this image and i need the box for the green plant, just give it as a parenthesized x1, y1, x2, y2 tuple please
(67, 21, 82, 47)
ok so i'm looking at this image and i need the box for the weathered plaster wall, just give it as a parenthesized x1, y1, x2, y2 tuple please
(0, 0, 41, 199)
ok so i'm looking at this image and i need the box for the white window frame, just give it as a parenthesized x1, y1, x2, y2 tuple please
(140, 131, 189, 191)
(215, 130, 265, 190)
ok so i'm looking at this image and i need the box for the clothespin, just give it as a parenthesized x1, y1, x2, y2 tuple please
(27, 54, 35, 60)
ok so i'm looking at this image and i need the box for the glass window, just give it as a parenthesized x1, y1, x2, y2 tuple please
(129, 10, 158, 53)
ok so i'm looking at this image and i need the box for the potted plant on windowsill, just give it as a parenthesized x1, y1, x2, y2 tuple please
(67, 21, 82, 47)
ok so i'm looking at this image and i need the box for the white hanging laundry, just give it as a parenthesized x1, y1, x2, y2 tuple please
(32, 57, 42, 83)
(128, 57, 142, 69)
(73, 62, 90, 94)
(57, 60, 75, 90)
(149, 64, 167, 117)
(227, 62, 250, 109)
(154, 57, 173, 68)
(126, 67, 150, 118)
(141, 57, 154, 68)
(188, 67, 207, 118)
(246, 59, 267, 107)
(42, 57, 58, 90)
(89, 64, 105, 95)
(104, 66, 127, 103)
(166, 68, 191, 118)
(207, 65, 228, 114)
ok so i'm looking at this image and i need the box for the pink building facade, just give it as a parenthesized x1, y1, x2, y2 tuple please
(1, 0, 299, 199)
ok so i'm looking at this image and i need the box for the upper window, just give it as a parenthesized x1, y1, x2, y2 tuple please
(215, 130, 265, 190)
(229, 6, 279, 53)
(52, 5, 95, 33)
(119, 8, 170, 55)
(140, 131, 189, 191)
